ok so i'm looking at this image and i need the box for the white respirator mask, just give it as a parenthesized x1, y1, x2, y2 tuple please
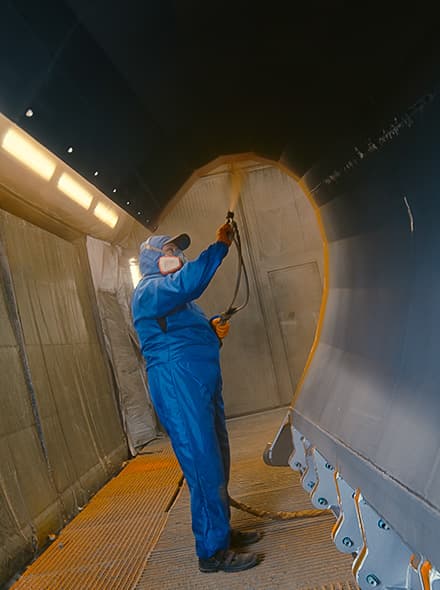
(141, 235, 189, 275)
(158, 254, 183, 275)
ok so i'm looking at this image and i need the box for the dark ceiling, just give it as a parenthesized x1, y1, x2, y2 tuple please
(1, 1, 438, 227)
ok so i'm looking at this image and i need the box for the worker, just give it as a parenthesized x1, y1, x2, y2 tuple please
(131, 223, 261, 573)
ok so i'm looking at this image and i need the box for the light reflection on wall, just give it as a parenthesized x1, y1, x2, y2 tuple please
(129, 258, 142, 288)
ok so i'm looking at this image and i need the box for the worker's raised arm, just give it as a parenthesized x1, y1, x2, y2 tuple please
(133, 224, 233, 319)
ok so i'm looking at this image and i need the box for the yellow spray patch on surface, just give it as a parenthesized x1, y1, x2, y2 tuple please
(228, 163, 245, 213)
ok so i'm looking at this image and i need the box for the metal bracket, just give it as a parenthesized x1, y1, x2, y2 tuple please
(332, 473, 363, 554)
(288, 427, 308, 473)
(300, 444, 318, 494)
(417, 558, 440, 590)
(353, 491, 413, 590)
(402, 553, 440, 589)
(429, 565, 440, 589)
(406, 554, 427, 590)
(289, 425, 440, 586)
(310, 449, 339, 516)
(263, 409, 294, 466)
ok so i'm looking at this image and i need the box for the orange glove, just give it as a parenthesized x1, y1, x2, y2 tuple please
(216, 222, 233, 246)
(210, 317, 230, 339)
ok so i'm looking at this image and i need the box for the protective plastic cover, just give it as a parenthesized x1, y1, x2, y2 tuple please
(86, 236, 157, 453)
(0, 210, 127, 584)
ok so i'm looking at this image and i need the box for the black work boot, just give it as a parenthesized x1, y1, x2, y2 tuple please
(199, 549, 259, 573)
(230, 528, 262, 547)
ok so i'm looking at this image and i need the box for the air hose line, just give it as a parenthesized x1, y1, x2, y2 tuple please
(220, 211, 250, 322)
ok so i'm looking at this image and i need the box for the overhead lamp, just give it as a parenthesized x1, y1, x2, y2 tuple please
(129, 257, 142, 288)
(1, 128, 56, 180)
(93, 202, 118, 228)
(57, 173, 93, 209)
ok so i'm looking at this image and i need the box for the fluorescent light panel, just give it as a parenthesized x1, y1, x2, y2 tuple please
(2, 128, 56, 180)
(93, 202, 118, 228)
(57, 173, 93, 209)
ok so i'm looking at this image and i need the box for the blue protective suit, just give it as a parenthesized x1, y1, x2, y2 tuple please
(131, 235, 231, 558)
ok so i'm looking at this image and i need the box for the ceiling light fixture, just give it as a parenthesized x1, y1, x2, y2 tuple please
(57, 173, 93, 209)
(25, 109, 34, 118)
(1, 128, 56, 180)
(93, 202, 118, 228)
(67, 146, 73, 154)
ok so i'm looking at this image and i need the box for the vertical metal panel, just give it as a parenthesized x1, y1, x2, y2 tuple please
(157, 164, 323, 414)
(240, 166, 323, 404)
(269, 262, 322, 392)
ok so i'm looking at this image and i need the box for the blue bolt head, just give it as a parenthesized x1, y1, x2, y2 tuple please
(318, 497, 328, 506)
(308, 481, 315, 489)
(342, 536, 353, 548)
(366, 574, 381, 586)
(378, 519, 390, 530)
(325, 462, 334, 470)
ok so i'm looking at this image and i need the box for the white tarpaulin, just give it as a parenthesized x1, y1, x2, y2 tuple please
(87, 236, 157, 453)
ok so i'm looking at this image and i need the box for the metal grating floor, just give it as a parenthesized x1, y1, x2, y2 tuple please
(136, 408, 358, 590)
(11, 441, 182, 590)
(12, 408, 358, 589)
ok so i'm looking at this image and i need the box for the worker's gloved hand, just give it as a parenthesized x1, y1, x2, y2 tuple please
(210, 316, 230, 339)
(216, 223, 234, 247)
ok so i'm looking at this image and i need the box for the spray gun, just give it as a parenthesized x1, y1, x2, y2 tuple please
(225, 210, 237, 243)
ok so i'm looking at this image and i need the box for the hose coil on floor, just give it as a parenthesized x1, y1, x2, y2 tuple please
(230, 497, 331, 520)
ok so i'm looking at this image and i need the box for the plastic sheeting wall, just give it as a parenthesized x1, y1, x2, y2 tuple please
(0, 210, 127, 585)
(156, 165, 323, 415)
(86, 237, 157, 453)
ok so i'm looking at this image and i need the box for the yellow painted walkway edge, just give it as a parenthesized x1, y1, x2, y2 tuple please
(12, 442, 181, 590)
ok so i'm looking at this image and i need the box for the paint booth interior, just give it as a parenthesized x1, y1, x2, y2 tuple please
(0, 132, 324, 583)
(2, 3, 440, 587)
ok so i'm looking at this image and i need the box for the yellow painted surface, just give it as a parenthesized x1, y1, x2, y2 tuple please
(12, 443, 181, 590)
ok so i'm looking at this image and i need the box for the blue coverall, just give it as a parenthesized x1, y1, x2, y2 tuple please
(131, 235, 231, 559)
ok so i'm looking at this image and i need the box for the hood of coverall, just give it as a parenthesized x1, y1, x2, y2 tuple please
(139, 235, 185, 277)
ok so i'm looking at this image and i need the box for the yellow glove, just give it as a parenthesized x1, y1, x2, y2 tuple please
(210, 317, 230, 339)
(216, 222, 233, 246)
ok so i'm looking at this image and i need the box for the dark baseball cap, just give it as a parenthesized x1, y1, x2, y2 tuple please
(163, 233, 191, 250)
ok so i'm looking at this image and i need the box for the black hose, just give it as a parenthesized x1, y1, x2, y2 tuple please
(222, 217, 250, 320)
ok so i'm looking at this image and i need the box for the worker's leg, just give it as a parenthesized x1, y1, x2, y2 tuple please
(148, 361, 230, 559)
(213, 374, 231, 517)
